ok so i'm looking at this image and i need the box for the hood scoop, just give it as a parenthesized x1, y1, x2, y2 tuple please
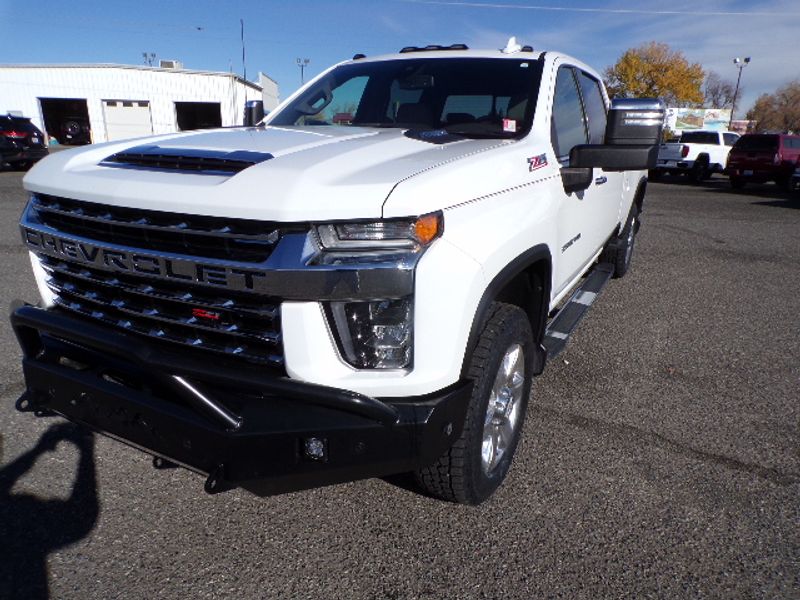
(101, 144, 274, 175)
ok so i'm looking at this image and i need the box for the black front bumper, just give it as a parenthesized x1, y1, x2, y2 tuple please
(10, 306, 471, 496)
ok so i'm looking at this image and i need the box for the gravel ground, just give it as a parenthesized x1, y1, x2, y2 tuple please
(0, 169, 798, 599)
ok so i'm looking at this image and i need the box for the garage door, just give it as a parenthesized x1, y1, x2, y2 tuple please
(103, 100, 153, 141)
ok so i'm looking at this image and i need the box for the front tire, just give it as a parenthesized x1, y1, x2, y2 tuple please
(415, 303, 533, 504)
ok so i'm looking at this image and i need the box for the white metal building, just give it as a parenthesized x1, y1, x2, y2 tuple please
(0, 64, 280, 144)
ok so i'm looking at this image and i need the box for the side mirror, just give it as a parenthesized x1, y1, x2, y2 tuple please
(605, 98, 665, 146)
(244, 100, 265, 127)
(570, 98, 665, 172)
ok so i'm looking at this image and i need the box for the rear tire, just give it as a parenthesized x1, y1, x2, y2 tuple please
(415, 303, 533, 505)
(600, 202, 639, 279)
(689, 158, 709, 182)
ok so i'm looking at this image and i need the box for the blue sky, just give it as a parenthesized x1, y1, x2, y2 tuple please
(1, 0, 798, 117)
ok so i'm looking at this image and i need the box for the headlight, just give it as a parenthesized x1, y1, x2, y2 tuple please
(328, 297, 413, 369)
(316, 213, 441, 369)
(311, 213, 442, 265)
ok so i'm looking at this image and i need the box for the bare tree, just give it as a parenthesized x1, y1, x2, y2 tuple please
(703, 71, 736, 109)
(746, 79, 800, 133)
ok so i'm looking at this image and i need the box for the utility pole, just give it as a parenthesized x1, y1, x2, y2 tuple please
(296, 58, 310, 85)
(240, 19, 247, 81)
(729, 56, 751, 129)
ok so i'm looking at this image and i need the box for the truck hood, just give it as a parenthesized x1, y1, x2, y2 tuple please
(24, 126, 506, 221)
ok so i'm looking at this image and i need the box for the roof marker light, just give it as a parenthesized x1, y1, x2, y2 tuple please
(502, 36, 522, 54)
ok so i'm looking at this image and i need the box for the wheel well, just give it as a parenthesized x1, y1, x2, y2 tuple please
(461, 246, 552, 379)
(494, 261, 550, 345)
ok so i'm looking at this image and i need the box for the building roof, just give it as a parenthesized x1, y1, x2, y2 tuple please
(0, 63, 262, 91)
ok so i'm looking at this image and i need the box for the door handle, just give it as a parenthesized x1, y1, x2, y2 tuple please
(595, 176, 608, 185)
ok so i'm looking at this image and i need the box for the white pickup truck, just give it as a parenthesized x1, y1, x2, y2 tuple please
(12, 41, 663, 504)
(652, 130, 739, 182)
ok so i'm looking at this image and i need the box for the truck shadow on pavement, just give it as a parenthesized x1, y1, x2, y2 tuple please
(0, 422, 99, 600)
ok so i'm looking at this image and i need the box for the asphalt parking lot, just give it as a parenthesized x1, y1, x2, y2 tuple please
(0, 169, 797, 599)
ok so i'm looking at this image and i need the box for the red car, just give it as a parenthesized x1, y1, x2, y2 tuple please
(726, 133, 800, 189)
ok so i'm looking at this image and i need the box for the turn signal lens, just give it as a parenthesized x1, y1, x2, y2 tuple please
(414, 213, 442, 245)
(311, 213, 443, 265)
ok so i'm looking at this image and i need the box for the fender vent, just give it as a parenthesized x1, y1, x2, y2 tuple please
(101, 145, 273, 175)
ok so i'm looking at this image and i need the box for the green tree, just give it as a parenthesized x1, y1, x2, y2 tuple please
(604, 42, 705, 105)
(746, 80, 800, 133)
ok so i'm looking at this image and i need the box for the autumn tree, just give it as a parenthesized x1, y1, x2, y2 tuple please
(604, 42, 704, 105)
(746, 80, 800, 132)
(703, 71, 736, 109)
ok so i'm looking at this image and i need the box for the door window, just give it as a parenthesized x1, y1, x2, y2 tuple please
(723, 133, 739, 146)
(577, 71, 607, 144)
(551, 67, 588, 161)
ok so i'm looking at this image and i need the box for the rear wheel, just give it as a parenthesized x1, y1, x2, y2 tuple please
(689, 157, 709, 182)
(600, 202, 639, 278)
(415, 303, 533, 505)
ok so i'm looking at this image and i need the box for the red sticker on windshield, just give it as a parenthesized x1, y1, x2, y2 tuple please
(503, 118, 517, 133)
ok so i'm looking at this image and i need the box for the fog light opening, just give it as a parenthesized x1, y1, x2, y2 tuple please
(304, 437, 328, 462)
(329, 297, 413, 369)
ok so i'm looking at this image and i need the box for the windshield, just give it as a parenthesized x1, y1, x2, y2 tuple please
(269, 57, 543, 139)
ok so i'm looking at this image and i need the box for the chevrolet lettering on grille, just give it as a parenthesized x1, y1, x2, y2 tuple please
(22, 228, 269, 292)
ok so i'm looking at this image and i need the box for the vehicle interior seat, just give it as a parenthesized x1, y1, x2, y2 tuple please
(444, 112, 476, 125)
(396, 103, 436, 128)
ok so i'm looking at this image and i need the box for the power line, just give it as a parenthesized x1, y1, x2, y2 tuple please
(397, 0, 800, 18)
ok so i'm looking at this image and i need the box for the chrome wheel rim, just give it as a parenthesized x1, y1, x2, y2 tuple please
(481, 343, 525, 474)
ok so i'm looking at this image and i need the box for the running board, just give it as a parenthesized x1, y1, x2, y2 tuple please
(543, 263, 614, 359)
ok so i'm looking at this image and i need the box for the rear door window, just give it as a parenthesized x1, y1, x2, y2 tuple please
(576, 71, 607, 144)
(551, 67, 588, 160)
(723, 133, 739, 146)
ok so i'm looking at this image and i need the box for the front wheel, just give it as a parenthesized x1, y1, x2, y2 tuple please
(415, 303, 533, 504)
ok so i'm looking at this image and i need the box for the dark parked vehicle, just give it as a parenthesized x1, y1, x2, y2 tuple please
(725, 133, 800, 189)
(0, 115, 49, 170)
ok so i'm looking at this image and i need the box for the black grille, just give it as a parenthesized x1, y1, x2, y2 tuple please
(31, 194, 300, 263)
(101, 144, 273, 174)
(41, 255, 284, 368)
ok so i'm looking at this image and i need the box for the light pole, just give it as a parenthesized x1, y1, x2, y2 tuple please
(296, 58, 310, 85)
(729, 56, 751, 129)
